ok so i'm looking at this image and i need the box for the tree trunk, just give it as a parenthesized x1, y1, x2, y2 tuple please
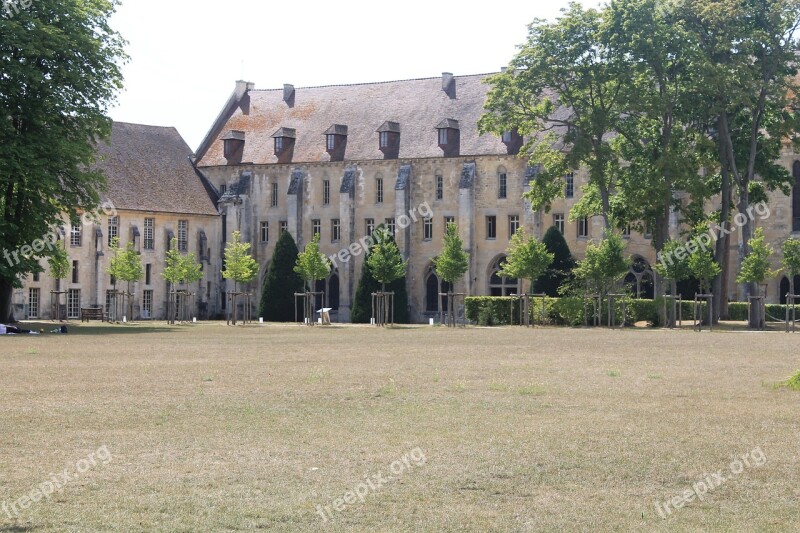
(713, 115, 732, 322)
(0, 278, 14, 324)
(736, 190, 755, 301)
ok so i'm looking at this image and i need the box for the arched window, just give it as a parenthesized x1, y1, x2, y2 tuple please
(314, 269, 340, 310)
(780, 275, 800, 304)
(626, 256, 654, 299)
(488, 256, 519, 296)
(793, 161, 800, 231)
(424, 265, 451, 312)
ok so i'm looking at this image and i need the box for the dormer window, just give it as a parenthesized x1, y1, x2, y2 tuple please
(436, 119, 460, 157)
(222, 130, 245, 165)
(324, 124, 348, 161)
(376, 121, 400, 159)
(501, 128, 523, 155)
(271, 127, 296, 163)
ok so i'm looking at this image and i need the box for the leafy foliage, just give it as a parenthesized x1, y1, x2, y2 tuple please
(499, 227, 553, 294)
(260, 230, 303, 322)
(0, 0, 127, 322)
(781, 237, 800, 295)
(654, 240, 692, 283)
(294, 233, 331, 291)
(162, 237, 202, 287)
(351, 227, 409, 324)
(222, 231, 258, 292)
(107, 237, 143, 287)
(736, 228, 780, 288)
(433, 222, 469, 286)
(688, 244, 722, 294)
(573, 234, 630, 297)
(47, 239, 71, 281)
(367, 229, 408, 292)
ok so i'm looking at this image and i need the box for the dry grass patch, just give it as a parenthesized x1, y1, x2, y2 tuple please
(0, 322, 798, 531)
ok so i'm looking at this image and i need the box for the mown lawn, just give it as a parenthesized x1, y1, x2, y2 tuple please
(1, 322, 798, 532)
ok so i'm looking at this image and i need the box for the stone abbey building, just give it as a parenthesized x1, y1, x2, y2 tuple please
(14, 72, 800, 321)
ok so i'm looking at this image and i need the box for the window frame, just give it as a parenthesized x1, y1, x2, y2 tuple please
(322, 180, 330, 205)
(375, 177, 384, 204)
(498, 173, 507, 199)
(260, 221, 269, 243)
(143, 218, 155, 250)
(423, 217, 433, 241)
(486, 215, 497, 240)
(271, 182, 279, 207)
(509, 215, 520, 237)
(554, 214, 565, 234)
(331, 219, 341, 242)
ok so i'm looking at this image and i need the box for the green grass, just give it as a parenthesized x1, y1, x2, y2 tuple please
(0, 321, 799, 531)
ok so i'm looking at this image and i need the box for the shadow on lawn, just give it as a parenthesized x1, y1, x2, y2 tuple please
(18, 322, 187, 336)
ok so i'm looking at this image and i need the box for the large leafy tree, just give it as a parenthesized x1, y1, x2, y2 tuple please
(260, 230, 303, 322)
(0, 0, 127, 322)
(534, 226, 576, 296)
(499, 227, 553, 294)
(676, 0, 800, 311)
(479, 2, 628, 229)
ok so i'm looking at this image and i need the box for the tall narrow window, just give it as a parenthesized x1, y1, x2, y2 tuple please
(326, 134, 336, 151)
(438, 128, 449, 145)
(108, 216, 119, 246)
(332, 219, 341, 242)
(486, 216, 497, 239)
(578, 216, 589, 238)
(219, 184, 227, 195)
(509, 215, 520, 237)
(72, 260, 79, 284)
(385, 218, 396, 237)
(145, 264, 152, 285)
(436, 174, 443, 200)
(365, 218, 375, 236)
(423, 218, 433, 240)
(379, 131, 389, 148)
(177, 220, 188, 252)
(280, 221, 288, 234)
(376, 177, 384, 204)
(444, 216, 455, 228)
(323, 180, 330, 205)
(260, 221, 269, 243)
(272, 182, 278, 207)
(70, 225, 82, 247)
(143, 218, 154, 250)
(498, 173, 507, 199)
(312, 219, 321, 237)
(28, 288, 40, 319)
(565, 173, 575, 198)
(554, 214, 565, 234)
(67, 289, 81, 319)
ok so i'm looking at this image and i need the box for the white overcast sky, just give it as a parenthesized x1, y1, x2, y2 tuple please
(108, 0, 601, 151)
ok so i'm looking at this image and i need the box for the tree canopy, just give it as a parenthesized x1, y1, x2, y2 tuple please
(367, 229, 408, 292)
(433, 222, 469, 287)
(499, 227, 553, 294)
(294, 233, 331, 291)
(573, 234, 630, 298)
(260, 230, 303, 322)
(0, 0, 127, 322)
(222, 231, 258, 292)
(534, 226, 576, 296)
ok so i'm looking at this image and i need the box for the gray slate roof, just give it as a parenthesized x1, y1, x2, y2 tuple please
(96, 122, 218, 216)
(195, 73, 515, 166)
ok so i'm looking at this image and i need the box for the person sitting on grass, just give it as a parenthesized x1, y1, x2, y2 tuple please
(0, 324, 40, 335)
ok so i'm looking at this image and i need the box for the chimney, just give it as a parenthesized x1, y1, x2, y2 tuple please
(283, 84, 295, 106)
(235, 80, 254, 97)
(442, 72, 455, 99)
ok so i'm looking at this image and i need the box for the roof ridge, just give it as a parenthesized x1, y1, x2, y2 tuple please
(250, 72, 498, 92)
(111, 121, 178, 131)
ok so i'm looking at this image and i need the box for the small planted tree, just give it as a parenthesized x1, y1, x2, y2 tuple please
(351, 227, 410, 324)
(433, 222, 469, 326)
(688, 246, 721, 295)
(162, 237, 201, 323)
(534, 226, 576, 296)
(260, 230, 304, 322)
(367, 228, 408, 326)
(573, 234, 630, 300)
(223, 230, 259, 324)
(107, 237, 143, 321)
(48, 239, 70, 321)
(737, 228, 779, 328)
(294, 233, 331, 324)
(500, 228, 553, 326)
(654, 239, 692, 327)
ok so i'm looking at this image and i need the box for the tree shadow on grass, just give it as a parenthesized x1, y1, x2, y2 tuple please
(17, 322, 188, 336)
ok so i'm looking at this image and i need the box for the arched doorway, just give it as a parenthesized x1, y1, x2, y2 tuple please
(314, 269, 340, 310)
(424, 264, 451, 313)
(488, 256, 519, 296)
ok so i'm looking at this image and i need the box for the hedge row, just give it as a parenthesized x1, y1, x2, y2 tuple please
(464, 296, 796, 327)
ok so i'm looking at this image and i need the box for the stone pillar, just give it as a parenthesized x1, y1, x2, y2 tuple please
(337, 167, 356, 322)
(458, 162, 476, 295)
